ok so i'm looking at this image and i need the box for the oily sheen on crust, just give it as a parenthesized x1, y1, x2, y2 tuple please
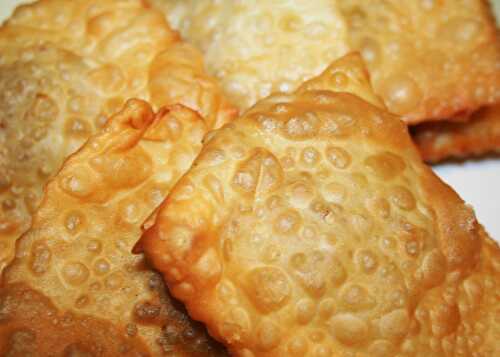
(139, 54, 500, 356)
(154, 0, 500, 123)
(0, 0, 236, 275)
(0, 100, 227, 356)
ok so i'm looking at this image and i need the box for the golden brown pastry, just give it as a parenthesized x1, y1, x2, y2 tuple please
(0, 0, 235, 274)
(413, 103, 500, 162)
(153, 0, 500, 123)
(410, 26, 500, 163)
(138, 54, 500, 356)
(0, 99, 227, 356)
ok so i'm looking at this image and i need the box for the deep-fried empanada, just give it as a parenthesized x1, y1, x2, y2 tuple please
(138, 54, 500, 356)
(0, 99, 227, 356)
(0, 0, 235, 274)
(153, 0, 500, 123)
(413, 103, 500, 162)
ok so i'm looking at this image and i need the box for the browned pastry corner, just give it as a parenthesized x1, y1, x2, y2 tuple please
(0, 0, 236, 275)
(138, 54, 500, 356)
(153, 0, 500, 124)
(412, 103, 500, 163)
(0, 99, 227, 356)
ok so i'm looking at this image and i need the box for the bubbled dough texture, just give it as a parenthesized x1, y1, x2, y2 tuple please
(156, 0, 500, 122)
(155, 0, 351, 111)
(141, 55, 500, 356)
(413, 103, 500, 162)
(410, 0, 500, 162)
(0, 0, 236, 275)
(338, 0, 500, 122)
(0, 100, 226, 356)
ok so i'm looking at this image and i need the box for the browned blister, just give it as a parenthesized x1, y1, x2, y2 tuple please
(139, 54, 500, 356)
(0, 0, 236, 274)
(0, 99, 227, 356)
(154, 0, 500, 123)
(412, 103, 500, 162)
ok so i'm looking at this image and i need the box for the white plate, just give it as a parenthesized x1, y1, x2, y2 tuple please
(1, 0, 19, 19)
(1, 0, 499, 241)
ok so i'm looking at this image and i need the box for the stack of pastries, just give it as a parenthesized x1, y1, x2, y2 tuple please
(0, 0, 498, 356)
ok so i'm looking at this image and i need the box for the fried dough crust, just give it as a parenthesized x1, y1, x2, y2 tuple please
(412, 103, 500, 162)
(139, 54, 500, 356)
(0, 0, 236, 274)
(153, 0, 500, 122)
(0, 99, 227, 356)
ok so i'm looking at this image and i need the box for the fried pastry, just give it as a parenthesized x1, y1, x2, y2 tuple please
(138, 54, 500, 356)
(153, 0, 500, 123)
(153, 0, 351, 112)
(0, 0, 235, 274)
(0, 99, 227, 356)
(413, 103, 500, 162)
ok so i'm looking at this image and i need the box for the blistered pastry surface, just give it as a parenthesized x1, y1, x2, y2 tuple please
(0, 100, 227, 356)
(154, 0, 500, 123)
(0, 0, 236, 274)
(140, 55, 500, 356)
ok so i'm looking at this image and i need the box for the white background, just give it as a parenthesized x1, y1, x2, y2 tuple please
(1, 0, 499, 241)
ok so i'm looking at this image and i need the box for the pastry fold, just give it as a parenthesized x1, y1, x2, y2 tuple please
(0, 99, 228, 356)
(0, 0, 236, 274)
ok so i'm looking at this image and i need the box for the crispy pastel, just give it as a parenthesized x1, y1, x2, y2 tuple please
(139, 55, 500, 356)
(152, 0, 351, 111)
(154, 0, 500, 122)
(413, 103, 500, 162)
(0, 0, 235, 274)
(0, 99, 226, 356)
